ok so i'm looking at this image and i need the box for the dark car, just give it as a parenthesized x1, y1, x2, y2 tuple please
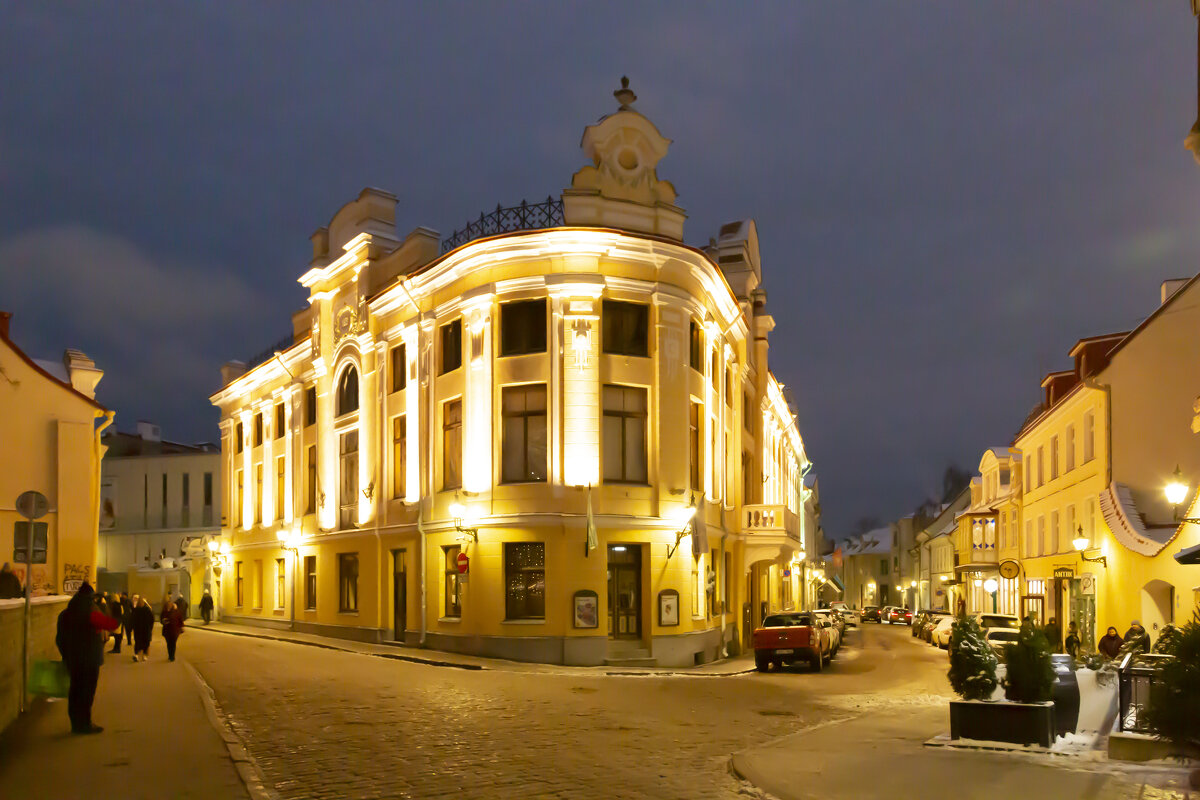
(887, 607, 907, 624)
(861, 606, 881, 623)
(912, 610, 932, 637)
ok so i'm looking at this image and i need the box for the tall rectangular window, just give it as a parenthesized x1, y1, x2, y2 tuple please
(723, 551, 731, 613)
(1024, 459, 1030, 493)
(236, 422, 244, 453)
(1050, 436, 1058, 480)
(1083, 411, 1095, 462)
(439, 319, 462, 374)
(1086, 498, 1097, 545)
(275, 403, 285, 439)
(338, 553, 358, 612)
(235, 562, 244, 607)
(234, 470, 243, 527)
(1025, 520, 1033, 557)
(443, 545, 461, 617)
(254, 559, 263, 608)
(203, 472, 213, 526)
(161, 473, 168, 528)
(254, 464, 263, 524)
(1037, 446, 1044, 487)
(1065, 425, 1076, 471)
(743, 391, 754, 434)
(306, 445, 317, 514)
(692, 553, 701, 617)
(689, 320, 702, 372)
(1037, 516, 1045, 556)
(501, 385, 547, 483)
(1049, 510, 1059, 554)
(304, 555, 317, 610)
(504, 542, 545, 620)
(304, 386, 316, 427)
(339, 432, 358, 529)
(442, 399, 462, 490)
(499, 299, 547, 356)
(602, 385, 647, 484)
(276, 558, 286, 608)
(601, 300, 649, 357)
(393, 416, 407, 498)
(181, 473, 190, 527)
(689, 402, 701, 493)
(254, 413, 263, 447)
(275, 456, 285, 520)
(1067, 505, 1076, 549)
(390, 344, 407, 393)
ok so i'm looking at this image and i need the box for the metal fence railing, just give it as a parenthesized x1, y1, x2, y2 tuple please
(441, 197, 564, 253)
(1117, 652, 1173, 733)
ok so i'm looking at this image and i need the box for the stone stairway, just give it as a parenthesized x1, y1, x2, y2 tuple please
(603, 640, 656, 667)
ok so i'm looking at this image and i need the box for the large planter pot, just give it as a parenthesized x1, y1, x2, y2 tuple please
(950, 700, 1056, 748)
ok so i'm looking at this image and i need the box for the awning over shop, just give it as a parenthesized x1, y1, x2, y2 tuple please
(829, 575, 844, 594)
(1175, 542, 1200, 565)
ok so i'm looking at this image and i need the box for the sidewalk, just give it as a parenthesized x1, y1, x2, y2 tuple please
(731, 705, 1193, 800)
(0, 635, 252, 800)
(192, 620, 757, 676)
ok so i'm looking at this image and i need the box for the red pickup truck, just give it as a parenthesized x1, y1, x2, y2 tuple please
(753, 612, 832, 672)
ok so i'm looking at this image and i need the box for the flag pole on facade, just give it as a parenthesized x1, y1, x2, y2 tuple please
(586, 484, 598, 557)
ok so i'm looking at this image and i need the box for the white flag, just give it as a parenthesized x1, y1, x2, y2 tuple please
(586, 485, 598, 556)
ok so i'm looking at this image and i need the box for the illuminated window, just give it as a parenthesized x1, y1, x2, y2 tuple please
(304, 555, 316, 610)
(254, 414, 263, 447)
(338, 553, 358, 612)
(339, 432, 358, 529)
(390, 344, 406, 393)
(443, 545, 461, 617)
(236, 422, 244, 453)
(440, 319, 462, 374)
(275, 456, 285, 520)
(304, 386, 316, 427)
(601, 300, 649, 357)
(602, 385, 647, 484)
(276, 558, 285, 609)
(392, 416, 407, 498)
(336, 366, 359, 416)
(235, 562, 244, 607)
(254, 559, 263, 609)
(306, 445, 316, 514)
(504, 542, 545, 620)
(275, 403, 285, 439)
(254, 464, 263, 524)
(501, 385, 547, 483)
(689, 320, 702, 372)
(499, 299, 547, 356)
(688, 401, 702, 492)
(442, 399, 462, 490)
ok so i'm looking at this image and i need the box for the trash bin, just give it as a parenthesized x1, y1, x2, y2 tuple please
(1050, 653, 1079, 736)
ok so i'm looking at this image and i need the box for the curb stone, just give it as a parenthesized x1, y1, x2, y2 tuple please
(184, 658, 275, 800)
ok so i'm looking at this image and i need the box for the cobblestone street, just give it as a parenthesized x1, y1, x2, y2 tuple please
(187, 623, 950, 799)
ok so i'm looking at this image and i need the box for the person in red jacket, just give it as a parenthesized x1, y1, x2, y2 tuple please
(55, 583, 119, 734)
(160, 600, 185, 662)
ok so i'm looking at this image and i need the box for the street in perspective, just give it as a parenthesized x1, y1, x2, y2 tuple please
(3, 4, 1200, 799)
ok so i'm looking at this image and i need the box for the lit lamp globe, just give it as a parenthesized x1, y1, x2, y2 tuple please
(1072, 525, 1089, 553)
(1165, 466, 1189, 507)
(983, 578, 998, 594)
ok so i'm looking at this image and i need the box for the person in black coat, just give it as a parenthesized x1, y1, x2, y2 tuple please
(56, 583, 119, 734)
(132, 597, 155, 662)
(199, 590, 214, 624)
(1124, 621, 1151, 653)
(1098, 626, 1124, 659)
(121, 593, 135, 646)
(0, 562, 22, 599)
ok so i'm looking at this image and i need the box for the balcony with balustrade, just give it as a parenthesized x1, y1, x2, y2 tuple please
(741, 503, 802, 565)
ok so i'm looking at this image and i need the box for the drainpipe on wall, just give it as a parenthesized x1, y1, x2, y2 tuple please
(92, 409, 116, 576)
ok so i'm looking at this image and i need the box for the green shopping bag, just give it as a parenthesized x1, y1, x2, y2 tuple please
(28, 659, 70, 698)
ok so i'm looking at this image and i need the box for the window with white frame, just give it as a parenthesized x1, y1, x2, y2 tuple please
(602, 385, 647, 484)
(1065, 424, 1075, 471)
(501, 385, 547, 483)
(1083, 411, 1095, 462)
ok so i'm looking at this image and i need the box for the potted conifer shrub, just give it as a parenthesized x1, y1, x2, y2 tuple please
(1143, 614, 1200, 789)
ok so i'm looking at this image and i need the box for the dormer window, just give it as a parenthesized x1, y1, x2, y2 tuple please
(337, 366, 359, 416)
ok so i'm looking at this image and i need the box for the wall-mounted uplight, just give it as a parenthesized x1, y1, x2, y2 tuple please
(665, 502, 698, 558)
(1073, 525, 1107, 568)
(449, 500, 478, 543)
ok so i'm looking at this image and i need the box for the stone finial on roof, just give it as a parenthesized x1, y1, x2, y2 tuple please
(614, 76, 637, 110)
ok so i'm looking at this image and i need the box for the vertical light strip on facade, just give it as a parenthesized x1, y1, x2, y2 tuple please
(402, 324, 420, 504)
(356, 337, 373, 526)
(462, 295, 494, 494)
(239, 408, 252, 531)
(561, 295, 601, 487)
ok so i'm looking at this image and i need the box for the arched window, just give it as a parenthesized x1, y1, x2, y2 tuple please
(336, 365, 359, 416)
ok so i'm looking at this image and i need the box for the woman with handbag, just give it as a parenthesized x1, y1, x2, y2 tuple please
(132, 597, 155, 661)
(55, 582, 119, 734)
(160, 600, 185, 662)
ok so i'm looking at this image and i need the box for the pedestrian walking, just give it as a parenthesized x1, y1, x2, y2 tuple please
(132, 597, 155, 661)
(121, 593, 135, 646)
(199, 590, 214, 624)
(1123, 620, 1151, 653)
(1044, 616, 1062, 653)
(108, 593, 124, 654)
(0, 562, 22, 599)
(175, 592, 189, 620)
(160, 600, 184, 662)
(55, 583, 119, 734)
(1064, 621, 1081, 659)
(1098, 626, 1124, 659)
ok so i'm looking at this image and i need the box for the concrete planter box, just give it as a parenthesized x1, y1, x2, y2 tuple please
(950, 700, 1055, 748)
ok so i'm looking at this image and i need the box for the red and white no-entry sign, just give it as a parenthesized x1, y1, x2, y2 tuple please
(456, 552, 469, 574)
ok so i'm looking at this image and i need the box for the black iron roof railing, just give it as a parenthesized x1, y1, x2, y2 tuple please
(245, 333, 299, 370)
(441, 196, 564, 253)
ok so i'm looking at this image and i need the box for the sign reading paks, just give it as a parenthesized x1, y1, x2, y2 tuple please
(14, 521, 48, 564)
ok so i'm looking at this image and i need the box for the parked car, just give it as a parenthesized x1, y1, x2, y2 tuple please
(752, 612, 832, 672)
(901, 608, 913, 625)
(837, 608, 858, 628)
(887, 607, 909, 624)
(878, 605, 895, 623)
(921, 612, 950, 642)
(977, 614, 1020, 634)
(812, 610, 843, 651)
(985, 628, 1021, 659)
(861, 606, 881, 623)
(931, 615, 956, 648)
(912, 610, 933, 638)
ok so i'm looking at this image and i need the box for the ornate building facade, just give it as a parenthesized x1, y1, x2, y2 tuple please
(210, 83, 814, 666)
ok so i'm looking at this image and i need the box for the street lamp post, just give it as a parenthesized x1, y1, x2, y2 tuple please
(983, 577, 998, 614)
(206, 540, 230, 622)
(277, 528, 301, 631)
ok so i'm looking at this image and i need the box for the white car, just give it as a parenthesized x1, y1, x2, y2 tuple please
(812, 610, 842, 653)
(985, 628, 1020, 659)
(931, 615, 955, 648)
(977, 613, 1021, 635)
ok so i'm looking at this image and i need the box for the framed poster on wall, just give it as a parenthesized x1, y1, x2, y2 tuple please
(659, 589, 680, 627)
(573, 590, 598, 628)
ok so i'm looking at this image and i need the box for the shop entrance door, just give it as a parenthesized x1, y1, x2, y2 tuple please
(608, 545, 641, 639)
(393, 549, 406, 643)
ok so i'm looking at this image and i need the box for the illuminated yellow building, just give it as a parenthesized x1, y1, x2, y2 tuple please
(209, 82, 813, 666)
(0, 312, 113, 595)
(953, 448, 1022, 615)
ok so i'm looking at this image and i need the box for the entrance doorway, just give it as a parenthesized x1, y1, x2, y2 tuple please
(608, 545, 641, 639)
(392, 549, 406, 643)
